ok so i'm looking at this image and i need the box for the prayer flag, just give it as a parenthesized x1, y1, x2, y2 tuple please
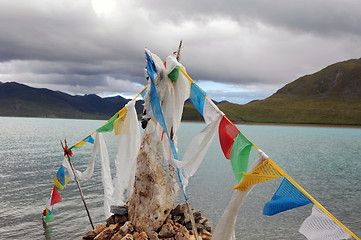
(299, 205, 352, 240)
(190, 82, 206, 115)
(114, 108, 128, 136)
(50, 185, 62, 206)
(54, 165, 70, 190)
(73, 134, 95, 149)
(229, 132, 253, 182)
(219, 116, 239, 159)
(84, 135, 94, 144)
(44, 207, 54, 222)
(146, 51, 178, 160)
(96, 113, 119, 133)
(234, 158, 282, 192)
(168, 65, 180, 82)
(263, 178, 312, 216)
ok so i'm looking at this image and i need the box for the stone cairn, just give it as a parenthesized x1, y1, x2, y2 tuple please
(82, 203, 213, 240)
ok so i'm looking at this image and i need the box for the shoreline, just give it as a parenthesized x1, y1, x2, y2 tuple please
(1, 115, 360, 129)
(181, 120, 361, 129)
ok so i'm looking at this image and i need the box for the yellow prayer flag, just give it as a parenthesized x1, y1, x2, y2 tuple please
(233, 158, 282, 192)
(74, 140, 86, 148)
(114, 108, 128, 136)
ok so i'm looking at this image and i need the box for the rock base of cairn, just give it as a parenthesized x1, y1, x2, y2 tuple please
(82, 204, 213, 240)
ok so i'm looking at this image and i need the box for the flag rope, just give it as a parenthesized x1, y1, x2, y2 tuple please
(181, 66, 358, 239)
(259, 151, 359, 240)
(69, 83, 149, 150)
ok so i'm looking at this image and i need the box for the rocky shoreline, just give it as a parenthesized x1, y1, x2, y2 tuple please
(82, 203, 213, 240)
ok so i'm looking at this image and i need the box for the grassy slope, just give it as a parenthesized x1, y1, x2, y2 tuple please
(184, 58, 361, 126)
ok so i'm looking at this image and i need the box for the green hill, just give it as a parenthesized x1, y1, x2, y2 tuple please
(213, 58, 361, 126)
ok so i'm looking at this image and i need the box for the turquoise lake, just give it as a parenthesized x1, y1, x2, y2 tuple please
(0, 116, 360, 239)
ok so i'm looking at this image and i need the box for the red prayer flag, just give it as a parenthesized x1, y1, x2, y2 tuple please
(50, 185, 62, 206)
(219, 116, 239, 159)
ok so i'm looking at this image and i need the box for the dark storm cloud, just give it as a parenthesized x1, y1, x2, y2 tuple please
(0, 0, 361, 101)
(139, 0, 361, 37)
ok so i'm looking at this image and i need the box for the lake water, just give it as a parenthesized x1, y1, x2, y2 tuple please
(0, 116, 360, 239)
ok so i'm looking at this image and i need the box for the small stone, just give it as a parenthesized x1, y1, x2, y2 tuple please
(135, 232, 148, 240)
(197, 218, 207, 224)
(106, 215, 116, 226)
(110, 232, 124, 240)
(173, 203, 187, 215)
(158, 223, 176, 238)
(199, 229, 212, 240)
(115, 215, 128, 225)
(165, 218, 174, 226)
(192, 210, 203, 221)
(111, 206, 128, 216)
(147, 231, 159, 240)
(121, 234, 134, 240)
(174, 225, 191, 240)
(109, 224, 120, 232)
(120, 221, 134, 235)
(132, 232, 139, 239)
(94, 227, 116, 240)
(94, 224, 107, 235)
(83, 230, 96, 240)
(203, 222, 212, 233)
(172, 215, 182, 223)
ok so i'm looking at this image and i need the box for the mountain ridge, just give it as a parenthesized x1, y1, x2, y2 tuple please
(0, 81, 144, 119)
(1, 57, 361, 126)
(212, 58, 361, 125)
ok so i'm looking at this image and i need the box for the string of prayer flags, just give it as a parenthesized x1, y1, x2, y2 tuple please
(299, 205, 352, 240)
(96, 113, 119, 133)
(71, 134, 95, 149)
(263, 178, 312, 216)
(233, 158, 282, 191)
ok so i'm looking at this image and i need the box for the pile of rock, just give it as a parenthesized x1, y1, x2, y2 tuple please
(82, 203, 212, 240)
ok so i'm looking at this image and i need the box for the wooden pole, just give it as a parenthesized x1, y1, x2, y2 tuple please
(175, 40, 200, 239)
(176, 40, 182, 62)
(186, 200, 200, 239)
(61, 139, 95, 230)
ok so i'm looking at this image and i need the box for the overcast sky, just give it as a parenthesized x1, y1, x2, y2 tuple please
(1, 0, 361, 103)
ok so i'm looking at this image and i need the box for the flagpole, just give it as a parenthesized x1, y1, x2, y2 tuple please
(61, 139, 95, 230)
(175, 40, 200, 240)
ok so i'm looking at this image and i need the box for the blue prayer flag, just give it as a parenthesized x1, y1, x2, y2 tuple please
(190, 82, 206, 115)
(84, 135, 94, 144)
(263, 178, 312, 216)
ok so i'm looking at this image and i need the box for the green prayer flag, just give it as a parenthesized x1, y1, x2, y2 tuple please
(45, 213, 55, 222)
(96, 114, 118, 133)
(168, 66, 180, 82)
(230, 132, 253, 182)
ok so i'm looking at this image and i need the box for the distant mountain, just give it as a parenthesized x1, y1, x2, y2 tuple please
(0, 82, 144, 119)
(2, 57, 361, 126)
(215, 58, 361, 125)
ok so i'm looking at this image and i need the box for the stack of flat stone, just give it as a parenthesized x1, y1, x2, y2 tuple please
(82, 204, 212, 240)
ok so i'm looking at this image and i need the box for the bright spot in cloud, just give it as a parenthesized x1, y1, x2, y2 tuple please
(91, 0, 116, 16)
